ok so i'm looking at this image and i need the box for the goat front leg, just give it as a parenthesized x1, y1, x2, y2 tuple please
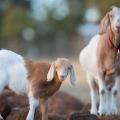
(110, 76, 120, 115)
(98, 75, 107, 115)
(105, 90, 112, 115)
(40, 98, 48, 120)
(26, 91, 39, 120)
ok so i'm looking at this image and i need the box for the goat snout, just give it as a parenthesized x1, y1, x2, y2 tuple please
(60, 75, 65, 80)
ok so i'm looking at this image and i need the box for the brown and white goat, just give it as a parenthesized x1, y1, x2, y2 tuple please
(0, 49, 76, 120)
(80, 6, 120, 115)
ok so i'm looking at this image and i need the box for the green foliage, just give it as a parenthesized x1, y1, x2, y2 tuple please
(1, 6, 34, 38)
(35, 0, 85, 38)
(97, 0, 120, 17)
(1, 0, 120, 40)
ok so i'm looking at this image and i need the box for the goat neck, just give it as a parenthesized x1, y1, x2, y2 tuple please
(97, 27, 120, 76)
(107, 27, 120, 52)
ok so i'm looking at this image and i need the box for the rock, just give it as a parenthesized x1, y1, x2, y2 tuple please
(68, 112, 99, 120)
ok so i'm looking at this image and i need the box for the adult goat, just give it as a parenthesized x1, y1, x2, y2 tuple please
(80, 6, 120, 115)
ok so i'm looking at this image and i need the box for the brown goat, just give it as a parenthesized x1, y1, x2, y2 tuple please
(0, 49, 76, 120)
(25, 58, 76, 120)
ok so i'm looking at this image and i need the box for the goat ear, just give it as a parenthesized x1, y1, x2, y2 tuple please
(69, 65, 76, 86)
(47, 63, 55, 82)
(99, 14, 110, 34)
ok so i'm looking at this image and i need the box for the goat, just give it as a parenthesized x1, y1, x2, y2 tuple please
(0, 49, 76, 120)
(79, 6, 120, 115)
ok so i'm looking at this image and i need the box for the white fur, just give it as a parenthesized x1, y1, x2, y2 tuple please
(26, 91, 39, 120)
(47, 63, 55, 82)
(0, 114, 3, 120)
(0, 49, 29, 94)
(69, 65, 76, 86)
(80, 35, 99, 76)
(86, 72, 97, 114)
(79, 35, 100, 115)
(79, 34, 120, 115)
(8, 63, 29, 94)
(0, 49, 33, 119)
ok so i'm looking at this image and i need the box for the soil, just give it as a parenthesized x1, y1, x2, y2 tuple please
(0, 90, 120, 120)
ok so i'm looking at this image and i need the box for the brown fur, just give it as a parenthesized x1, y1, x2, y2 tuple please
(25, 59, 64, 120)
(25, 59, 62, 99)
(68, 112, 98, 120)
(97, 8, 120, 89)
(0, 91, 82, 119)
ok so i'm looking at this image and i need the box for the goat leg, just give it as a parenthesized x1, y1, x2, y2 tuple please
(40, 98, 48, 120)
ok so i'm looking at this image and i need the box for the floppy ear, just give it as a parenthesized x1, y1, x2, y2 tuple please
(69, 65, 76, 86)
(47, 63, 55, 82)
(99, 14, 110, 34)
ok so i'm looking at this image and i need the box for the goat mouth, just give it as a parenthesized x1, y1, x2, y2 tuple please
(60, 78, 65, 81)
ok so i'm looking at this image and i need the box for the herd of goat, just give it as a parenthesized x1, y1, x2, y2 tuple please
(0, 6, 120, 120)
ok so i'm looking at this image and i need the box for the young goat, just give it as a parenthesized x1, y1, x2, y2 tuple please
(0, 49, 76, 120)
(80, 6, 120, 115)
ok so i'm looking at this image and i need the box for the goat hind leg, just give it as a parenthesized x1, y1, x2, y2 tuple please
(87, 73, 98, 115)
(26, 92, 39, 120)
(98, 76, 107, 115)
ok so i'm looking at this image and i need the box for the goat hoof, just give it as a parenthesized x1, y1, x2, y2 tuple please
(98, 113, 105, 116)
(90, 109, 97, 115)
(110, 108, 118, 115)
(98, 108, 107, 116)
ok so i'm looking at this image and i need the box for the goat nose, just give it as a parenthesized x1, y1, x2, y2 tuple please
(60, 75, 65, 80)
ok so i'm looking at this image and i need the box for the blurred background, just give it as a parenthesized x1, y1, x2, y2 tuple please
(1, 0, 120, 59)
(1, 0, 120, 103)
